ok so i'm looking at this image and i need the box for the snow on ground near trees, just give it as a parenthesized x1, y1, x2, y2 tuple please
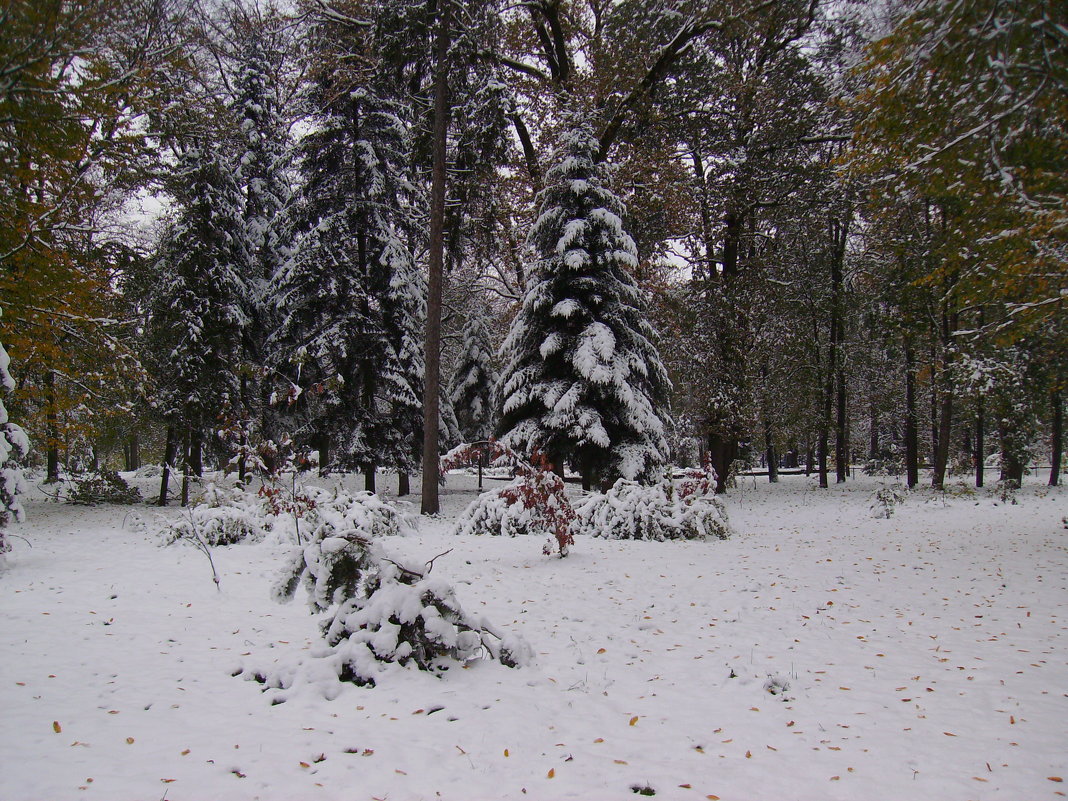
(1, 472, 1065, 801)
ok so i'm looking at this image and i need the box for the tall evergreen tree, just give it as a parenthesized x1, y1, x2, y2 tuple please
(226, 3, 296, 473)
(147, 141, 248, 502)
(274, 8, 420, 489)
(497, 116, 670, 488)
(449, 310, 498, 443)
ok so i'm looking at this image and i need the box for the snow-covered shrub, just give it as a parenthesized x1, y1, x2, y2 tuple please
(870, 484, 907, 518)
(863, 455, 904, 477)
(299, 487, 412, 543)
(161, 484, 265, 546)
(244, 529, 531, 695)
(66, 470, 142, 506)
(445, 442, 575, 556)
(574, 474, 731, 541)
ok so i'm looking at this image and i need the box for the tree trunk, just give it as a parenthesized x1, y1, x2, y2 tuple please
(707, 433, 736, 494)
(763, 420, 778, 483)
(181, 429, 191, 507)
(364, 464, 376, 494)
(931, 392, 953, 490)
(45, 371, 60, 483)
(904, 342, 919, 488)
(158, 425, 178, 506)
(1049, 390, 1062, 487)
(830, 216, 849, 483)
(127, 434, 140, 471)
(420, 0, 451, 516)
(975, 398, 985, 488)
(318, 432, 330, 477)
(398, 472, 410, 496)
(998, 419, 1025, 485)
(869, 402, 879, 459)
(189, 429, 203, 478)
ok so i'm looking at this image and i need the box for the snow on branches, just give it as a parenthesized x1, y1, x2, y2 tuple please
(237, 487, 529, 696)
(444, 441, 575, 556)
(574, 462, 731, 541)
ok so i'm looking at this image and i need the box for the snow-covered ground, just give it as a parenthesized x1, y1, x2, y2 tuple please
(2, 471, 1065, 801)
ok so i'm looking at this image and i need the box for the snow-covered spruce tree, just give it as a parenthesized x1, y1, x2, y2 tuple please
(1, 314, 29, 556)
(497, 115, 671, 488)
(449, 310, 498, 443)
(226, 6, 296, 475)
(274, 36, 418, 488)
(147, 141, 248, 502)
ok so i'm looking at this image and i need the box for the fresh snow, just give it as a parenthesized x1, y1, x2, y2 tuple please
(1, 471, 1066, 800)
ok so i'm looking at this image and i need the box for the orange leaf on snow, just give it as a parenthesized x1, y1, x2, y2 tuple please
(547, 769, 555, 778)
(1050, 777, 1064, 782)
(629, 716, 639, 726)
(52, 721, 62, 733)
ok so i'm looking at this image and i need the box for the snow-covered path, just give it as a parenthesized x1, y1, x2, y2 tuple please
(2, 474, 1065, 800)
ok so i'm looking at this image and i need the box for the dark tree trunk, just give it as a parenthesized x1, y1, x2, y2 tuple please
(189, 429, 203, 478)
(1049, 390, 1062, 487)
(126, 434, 140, 471)
(398, 472, 410, 496)
(158, 425, 178, 506)
(869, 402, 879, 459)
(835, 369, 847, 483)
(904, 342, 919, 488)
(707, 433, 737, 494)
(830, 216, 849, 483)
(318, 432, 330, 477)
(932, 393, 953, 490)
(181, 429, 191, 507)
(805, 440, 814, 476)
(975, 399, 985, 488)
(364, 464, 376, 493)
(420, 0, 451, 516)
(45, 371, 60, 483)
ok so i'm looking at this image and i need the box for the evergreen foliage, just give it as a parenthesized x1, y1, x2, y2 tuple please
(497, 116, 670, 486)
(147, 142, 248, 441)
(448, 312, 498, 443)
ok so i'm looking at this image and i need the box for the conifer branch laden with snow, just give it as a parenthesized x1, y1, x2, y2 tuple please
(496, 114, 671, 489)
(235, 488, 529, 696)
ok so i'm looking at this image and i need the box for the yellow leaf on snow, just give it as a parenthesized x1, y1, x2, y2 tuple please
(547, 768, 555, 778)
(53, 721, 62, 733)
(629, 716, 639, 726)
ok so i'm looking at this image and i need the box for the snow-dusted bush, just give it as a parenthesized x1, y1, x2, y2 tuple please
(870, 484, 907, 519)
(66, 470, 142, 506)
(244, 529, 531, 695)
(299, 487, 412, 543)
(574, 466, 730, 541)
(161, 484, 265, 546)
(863, 455, 904, 477)
(445, 443, 575, 556)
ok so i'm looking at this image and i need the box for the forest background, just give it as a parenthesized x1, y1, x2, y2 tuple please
(0, 0, 1064, 536)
